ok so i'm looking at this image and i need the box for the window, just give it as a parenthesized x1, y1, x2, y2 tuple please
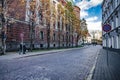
(115, 12, 118, 28)
(63, 35, 64, 41)
(115, 0, 118, 7)
(53, 1, 56, 5)
(53, 33, 55, 41)
(62, 21, 64, 30)
(39, 10, 43, 21)
(40, 44, 43, 48)
(69, 44, 70, 47)
(62, 44, 64, 47)
(58, 22, 60, 29)
(53, 44, 55, 47)
(40, 31, 44, 40)
(53, 22, 55, 29)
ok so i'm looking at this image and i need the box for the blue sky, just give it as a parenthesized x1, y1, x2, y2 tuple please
(73, 0, 103, 31)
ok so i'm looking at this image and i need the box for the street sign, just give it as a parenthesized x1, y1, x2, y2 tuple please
(102, 24, 111, 32)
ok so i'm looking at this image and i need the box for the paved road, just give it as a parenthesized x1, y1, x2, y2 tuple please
(0, 45, 101, 80)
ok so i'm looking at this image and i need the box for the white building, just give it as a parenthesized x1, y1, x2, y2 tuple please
(90, 30, 102, 41)
(102, 0, 120, 49)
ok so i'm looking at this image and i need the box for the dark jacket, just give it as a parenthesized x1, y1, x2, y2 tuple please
(20, 44, 22, 50)
(23, 45, 26, 54)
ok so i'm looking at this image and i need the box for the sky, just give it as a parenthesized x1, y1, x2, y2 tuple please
(73, 0, 103, 31)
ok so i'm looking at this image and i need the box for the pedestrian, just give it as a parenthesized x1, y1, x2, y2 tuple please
(110, 45, 112, 48)
(23, 44, 26, 54)
(19, 43, 22, 54)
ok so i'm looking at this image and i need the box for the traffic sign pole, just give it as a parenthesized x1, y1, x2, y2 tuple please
(103, 24, 112, 66)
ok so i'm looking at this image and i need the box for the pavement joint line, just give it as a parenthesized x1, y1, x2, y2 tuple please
(86, 49, 100, 80)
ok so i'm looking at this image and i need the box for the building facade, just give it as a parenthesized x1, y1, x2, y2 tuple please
(90, 30, 102, 44)
(73, 6, 81, 46)
(0, 0, 81, 51)
(73, 6, 80, 20)
(102, 0, 120, 49)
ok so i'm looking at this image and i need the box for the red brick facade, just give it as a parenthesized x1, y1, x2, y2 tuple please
(6, 0, 30, 50)
(5, 0, 79, 51)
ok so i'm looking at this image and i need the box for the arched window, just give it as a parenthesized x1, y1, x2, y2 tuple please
(40, 31, 44, 40)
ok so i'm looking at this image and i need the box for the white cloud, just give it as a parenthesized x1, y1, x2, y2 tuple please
(75, 0, 103, 30)
(86, 16, 98, 22)
(76, 0, 103, 18)
(90, 0, 103, 7)
(80, 10, 88, 18)
(76, 0, 103, 10)
(87, 21, 102, 31)
(76, 0, 90, 10)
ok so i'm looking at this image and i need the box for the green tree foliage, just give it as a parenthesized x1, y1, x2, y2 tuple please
(65, 1, 81, 46)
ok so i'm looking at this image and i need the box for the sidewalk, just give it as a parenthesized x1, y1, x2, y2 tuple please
(0, 46, 86, 60)
(92, 49, 120, 80)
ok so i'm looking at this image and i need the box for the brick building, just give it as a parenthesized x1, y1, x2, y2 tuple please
(73, 6, 80, 20)
(73, 6, 81, 46)
(3, 0, 81, 51)
(5, 0, 30, 51)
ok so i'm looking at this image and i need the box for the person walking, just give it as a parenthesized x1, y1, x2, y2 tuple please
(19, 43, 22, 54)
(23, 44, 26, 54)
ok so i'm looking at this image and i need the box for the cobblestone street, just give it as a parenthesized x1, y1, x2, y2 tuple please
(0, 45, 101, 80)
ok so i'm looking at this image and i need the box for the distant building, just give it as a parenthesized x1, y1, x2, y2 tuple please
(86, 33, 92, 43)
(81, 18, 87, 31)
(102, 0, 120, 49)
(80, 18, 88, 44)
(95, 31, 102, 41)
(90, 30, 102, 44)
